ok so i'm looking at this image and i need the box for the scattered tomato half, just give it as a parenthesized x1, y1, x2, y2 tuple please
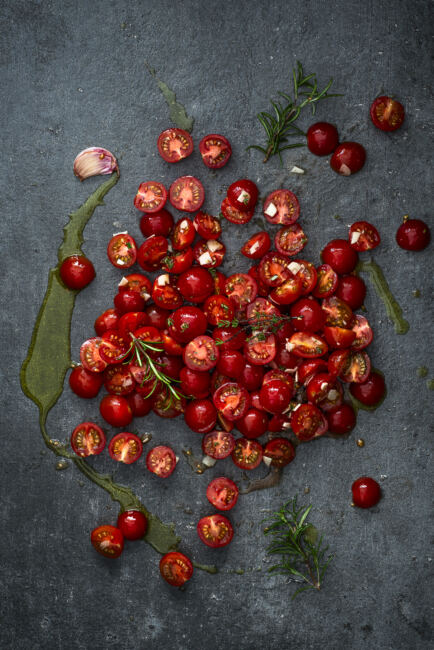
(146, 445, 177, 477)
(231, 437, 263, 470)
(108, 432, 143, 464)
(206, 477, 239, 511)
(291, 404, 328, 441)
(107, 233, 137, 269)
(197, 514, 234, 547)
(193, 211, 222, 239)
(351, 477, 381, 508)
(349, 221, 380, 251)
(263, 438, 295, 467)
(117, 510, 147, 540)
(241, 231, 271, 259)
(169, 176, 205, 212)
(157, 128, 193, 163)
(199, 134, 232, 168)
(263, 189, 300, 225)
(160, 552, 194, 586)
(134, 181, 167, 213)
(59, 255, 95, 289)
(80, 337, 107, 373)
(71, 422, 106, 457)
(220, 197, 254, 224)
(370, 96, 405, 131)
(202, 430, 235, 459)
(91, 525, 124, 559)
(275, 223, 308, 257)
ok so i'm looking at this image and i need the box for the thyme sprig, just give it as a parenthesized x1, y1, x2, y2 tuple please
(248, 61, 342, 164)
(263, 498, 334, 598)
(215, 313, 299, 346)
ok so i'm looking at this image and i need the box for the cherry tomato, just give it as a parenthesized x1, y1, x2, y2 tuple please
(152, 275, 183, 310)
(236, 408, 269, 439)
(323, 325, 356, 350)
(94, 309, 120, 336)
(352, 477, 381, 508)
(184, 399, 217, 433)
(70, 422, 106, 457)
(263, 189, 300, 225)
(162, 247, 194, 274)
(231, 438, 263, 470)
(168, 305, 208, 343)
(69, 365, 104, 398)
(370, 96, 405, 131)
(109, 432, 143, 464)
(137, 235, 168, 271)
(169, 176, 205, 212)
(127, 391, 153, 417)
(259, 379, 293, 414)
(269, 274, 303, 306)
(350, 371, 386, 407)
(177, 267, 214, 303)
(146, 445, 177, 477)
(312, 264, 338, 298)
(258, 253, 292, 287)
(171, 217, 195, 250)
(350, 315, 373, 351)
(321, 296, 354, 328)
(139, 209, 174, 238)
(199, 134, 232, 168)
(263, 438, 295, 467)
(349, 221, 381, 251)
(327, 350, 351, 379)
(118, 312, 148, 338)
(216, 349, 245, 379)
(227, 179, 258, 213)
(330, 142, 366, 176)
(224, 273, 258, 310)
(203, 295, 234, 327)
(59, 255, 95, 289)
(306, 122, 339, 155)
(114, 290, 145, 315)
(396, 218, 430, 251)
(206, 477, 239, 511)
(80, 337, 107, 373)
(327, 404, 356, 434)
(91, 525, 124, 559)
(213, 382, 250, 421)
(238, 361, 265, 391)
(297, 359, 329, 385)
(202, 430, 235, 459)
(100, 395, 133, 427)
(246, 297, 280, 320)
(211, 269, 227, 295)
(193, 211, 222, 239)
(241, 231, 271, 259)
(107, 233, 137, 269)
(99, 330, 129, 364)
(117, 510, 147, 540)
(322, 239, 358, 274)
(244, 333, 276, 365)
(197, 514, 234, 548)
(340, 351, 371, 383)
(160, 552, 193, 586)
(118, 274, 152, 301)
(212, 325, 247, 351)
(157, 128, 193, 163)
(104, 364, 135, 395)
(290, 404, 328, 441)
(133, 325, 163, 349)
(134, 181, 167, 213)
(291, 298, 324, 332)
(293, 260, 318, 295)
(289, 332, 328, 358)
(152, 390, 185, 419)
(193, 239, 226, 268)
(184, 335, 219, 371)
(275, 224, 308, 257)
(180, 367, 211, 399)
(220, 197, 254, 225)
(274, 343, 299, 370)
(145, 304, 170, 329)
(336, 275, 366, 310)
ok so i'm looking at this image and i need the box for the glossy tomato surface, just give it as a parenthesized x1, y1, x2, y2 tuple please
(370, 96, 405, 131)
(227, 179, 258, 213)
(60, 255, 95, 289)
(91, 525, 124, 559)
(352, 477, 381, 508)
(206, 477, 239, 511)
(117, 510, 148, 540)
(108, 432, 143, 463)
(263, 189, 300, 225)
(69, 366, 104, 398)
(330, 142, 366, 176)
(306, 122, 339, 155)
(231, 437, 263, 470)
(160, 552, 193, 586)
(396, 218, 430, 251)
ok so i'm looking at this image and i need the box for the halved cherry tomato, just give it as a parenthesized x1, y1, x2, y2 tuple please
(108, 432, 143, 464)
(202, 430, 235, 459)
(146, 445, 177, 477)
(321, 296, 354, 328)
(193, 211, 222, 239)
(152, 275, 183, 310)
(269, 274, 303, 305)
(99, 330, 130, 364)
(152, 390, 185, 419)
(224, 273, 258, 309)
(69, 365, 104, 398)
(322, 239, 358, 274)
(370, 96, 405, 131)
(118, 273, 152, 301)
(297, 359, 329, 385)
(263, 438, 295, 467)
(246, 297, 280, 321)
(289, 332, 328, 358)
(91, 525, 124, 559)
(293, 260, 317, 295)
(312, 264, 338, 298)
(220, 197, 254, 224)
(207, 477, 239, 511)
(231, 438, 263, 470)
(80, 337, 107, 373)
(340, 351, 371, 383)
(194, 239, 226, 268)
(133, 325, 163, 349)
(263, 189, 300, 225)
(99, 395, 133, 427)
(258, 253, 291, 287)
(168, 305, 208, 343)
(197, 514, 234, 548)
(306, 373, 335, 405)
(161, 247, 194, 274)
(350, 315, 373, 350)
(213, 382, 250, 421)
(107, 233, 137, 269)
(335, 275, 366, 310)
(310, 376, 343, 413)
(227, 179, 258, 213)
(327, 350, 351, 379)
(94, 309, 120, 336)
(117, 510, 147, 540)
(171, 217, 195, 250)
(104, 364, 135, 395)
(323, 326, 356, 349)
(330, 142, 366, 176)
(349, 221, 381, 251)
(244, 333, 276, 365)
(71, 422, 106, 457)
(177, 267, 214, 303)
(157, 128, 193, 163)
(241, 231, 271, 259)
(118, 312, 149, 338)
(139, 209, 174, 238)
(290, 404, 328, 441)
(275, 224, 308, 257)
(184, 398, 216, 433)
(210, 269, 227, 295)
(183, 335, 219, 371)
(349, 371, 386, 406)
(203, 294, 234, 326)
(199, 134, 232, 168)
(169, 176, 205, 212)
(137, 236, 168, 272)
(134, 181, 167, 213)
(59, 255, 95, 289)
(160, 552, 193, 586)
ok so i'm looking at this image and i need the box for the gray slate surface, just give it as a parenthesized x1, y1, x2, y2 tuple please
(1, 1, 433, 649)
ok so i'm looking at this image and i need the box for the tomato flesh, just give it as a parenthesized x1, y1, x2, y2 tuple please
(275, 224, 308, 257)
(349, 221, 380, 251)
(206, 477, 239, 511)
(169, 176, 205, 212)
(224, 273, 258, 309)
(183, 335, 219, 371)
(160, 552, 194, 586)
(199, 134, 232, 168)
(157, 128, 193, 163)
(370, 96, 404, 131)
(71, 422, 106, 457)
(263, 438, 295, 467)
(213, 382, 250, 421)
(107, 233, 137, 269)
(146, 445, 177, 477)
(220, 197, 254, 225)
(263, 189, 300, 225)
(80, 337, 107, 373)
(197, 514, 234, 548)
(134, 181, 167, 213)
(91, 525, 124, 559)
(202, 430, 235, 459)
(291, 404, 328, 441)
(231, 437, 263, 470)
(108, 432, 143, 464)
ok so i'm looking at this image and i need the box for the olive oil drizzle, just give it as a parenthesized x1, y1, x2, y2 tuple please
(145, 63, 194, 132)
(356, 259, 409, 335)
(20, 173, 182, 555)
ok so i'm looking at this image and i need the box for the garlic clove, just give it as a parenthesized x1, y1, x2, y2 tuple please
(73, 147, 118, 181)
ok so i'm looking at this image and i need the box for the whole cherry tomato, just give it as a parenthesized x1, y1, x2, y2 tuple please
(396, 218, 430, 251)
(330, 142, 366, 176)
(306, 122, 339, 156)
(69, 366, 103, 398)
(59, 255, 95, 289)
(352, 477, 381, 508)
(117, 510, 148, 540)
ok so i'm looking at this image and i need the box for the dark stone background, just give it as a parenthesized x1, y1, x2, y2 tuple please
(1, 1, 433, 648)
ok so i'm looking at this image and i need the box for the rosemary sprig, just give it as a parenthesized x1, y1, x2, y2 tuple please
(248, 61, 342, 164)
(263, 498, 334, 598)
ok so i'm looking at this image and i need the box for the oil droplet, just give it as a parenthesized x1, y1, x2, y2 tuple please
(192, 562, 218, 574)
(304, 486, 311, 494)
(417, 366, 428, 378)
(55, 460, 69, 471)
(357, 438, 365, 447)
(234, 568, 245, 575)
(427, 379, 434, 391)
(412, 289, 421, 298)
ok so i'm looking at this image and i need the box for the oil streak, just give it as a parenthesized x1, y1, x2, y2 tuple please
(145, 62, 194, 132)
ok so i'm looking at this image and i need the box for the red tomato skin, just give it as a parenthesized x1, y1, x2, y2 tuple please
(348, 221, 381, 251)
(202, 430, 235, 459)
(184, 399, 217, 433)
(160, 552, 194, 586)
(180, 367, 211, 399)
(231, 438, 263, 470)
(290, 298, 325, 332)
(352, 477, 381, 508)
(213, 382, 250, 421)
(94, 309, 120, 336)
(168, 306, 208, 343)
(324, 326, 357, 350)
(259, 379, 293, 414)
(216, 350, 245, 379)
(227, 179, 258, 213)
(59, 255, 95, 289)
(350, 371, 386, 406)
(127, 391, 153, 417)
(107, 234, 137, 269)
(157, 128, 193, 163)
(241, 231, 271, 259)
(140, 209, 174, 238)
(263, 189, 300, 225)
(327, 403, 356, 435)
(335, 275, 366, 310)
(114, 290, 145, 315)
(220, 197, 254, 225)
(117, 510, 148, 540)
(69, 366, 104, 398)
(306, 122, 339, 156)
(206, 477, 239, 511)
(370, 96, 405, 132)
(396, 219, 430, 251)
(330, 142, 366, 176)
(236, 408, 269, 439)
(91, 525, 124, 559)
(177, 268, 214, 303)
(183, 335, 219, 372)
(100, 395, 133, 427)
(70, 422, 106, 457)
(263, 437, 296, 467)
(145, 304, 170, 329)
(238, 362, 264, 391)
(199, 134, 232, 169)
(169, 176, 205, 212)
(322, 239, 358, 274)
(108, 432, 143, 464)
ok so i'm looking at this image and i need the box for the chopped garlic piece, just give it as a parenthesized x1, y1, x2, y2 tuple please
(118, 276, 129, 287)
(288, 262, 302, 275)
(207, 239, 223, 252)
(198, 251, 213, 266)
(292, 403, 302, 411)
(112, 231, 128, 236)
(157, 274, 170, 286)
(202, 455, 217, 467)
(285, 341, 295, 352)
(339, 163, 352, 176)
(262, 456, 273, 467)
(264, 202, 277, 217)
(327, 389, 339, 400)
(290, 165, 305, 174)
(350, 231, 362, 244)
(179, 219, 189, 231)
(320, 382, 329, 390)
(237, 189, 250, 204)
(283, 422, 292, 429)
(143, 293, 151, 301)
(249, 241, 261, 254)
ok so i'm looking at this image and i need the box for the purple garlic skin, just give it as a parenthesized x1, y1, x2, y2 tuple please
(73, 147, 119, 181)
